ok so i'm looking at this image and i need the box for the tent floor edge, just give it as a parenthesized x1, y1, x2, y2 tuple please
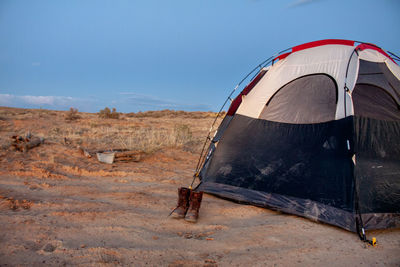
(198, 181, 356, 232)
(198, 182, 400, 234)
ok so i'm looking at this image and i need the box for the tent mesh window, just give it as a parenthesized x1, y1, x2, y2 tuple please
(352, 84, 400, 121)
(259, 74, 337, 124)
(353, 59, 400, 121)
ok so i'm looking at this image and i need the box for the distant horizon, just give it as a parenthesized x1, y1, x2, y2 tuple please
(0, 104, 221, 114)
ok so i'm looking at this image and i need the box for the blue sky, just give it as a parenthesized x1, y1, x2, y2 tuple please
(1, 0, 399, 112)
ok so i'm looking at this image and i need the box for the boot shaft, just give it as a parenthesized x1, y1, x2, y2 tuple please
(185, 191, 203, 223)
(171, 187, 192, 219)
(177, 187, 191, 208)
(188, 191, 203, 212)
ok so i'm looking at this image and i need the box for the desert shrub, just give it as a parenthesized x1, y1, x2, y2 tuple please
(65, 107, 81, 121)
(99, 107, 120, 119)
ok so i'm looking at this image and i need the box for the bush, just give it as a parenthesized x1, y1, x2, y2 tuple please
(65, 107, 81, 121)
(99, 107, 120, 119)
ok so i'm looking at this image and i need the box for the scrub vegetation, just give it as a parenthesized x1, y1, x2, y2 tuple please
(98, 107, 120, 119)
(65, 107, 81, 122)
(0, 107, 220, 154)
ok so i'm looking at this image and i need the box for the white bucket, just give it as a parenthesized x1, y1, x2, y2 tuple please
(96, 152, 115, 164)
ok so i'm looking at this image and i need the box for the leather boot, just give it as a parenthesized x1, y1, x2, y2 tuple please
(171, 187, 191, 218)
(185, 191, 203, 223)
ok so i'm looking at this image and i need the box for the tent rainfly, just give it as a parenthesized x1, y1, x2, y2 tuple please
(196, 39, 400, 240)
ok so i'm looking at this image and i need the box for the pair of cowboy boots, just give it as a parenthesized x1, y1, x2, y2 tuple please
(171, 187, 203, 222)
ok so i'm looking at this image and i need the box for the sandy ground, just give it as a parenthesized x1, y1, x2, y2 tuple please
(0, 107, 399, 266)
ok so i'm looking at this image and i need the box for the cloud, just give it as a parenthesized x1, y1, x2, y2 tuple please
(19, 95, 56, 105)
(119, 92, 212, 111)
(0, 94, 14, 106)
(123, 93, 180, 108)
(31, 62, 41, 66)
(287, 0, 320, 8)
(0, 92, 214, 112)
(0, 93, 92, 111)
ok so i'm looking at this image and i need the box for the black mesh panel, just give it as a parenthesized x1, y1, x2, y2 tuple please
(354, 117, 400, 214)
(353, 60, 400, 219)
(201, 114, 354, 212)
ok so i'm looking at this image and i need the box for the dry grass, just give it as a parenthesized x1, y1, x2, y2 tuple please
(116, 124, 195, 152)
(126, 109, 224, 119)
(0, 107, 223, 154)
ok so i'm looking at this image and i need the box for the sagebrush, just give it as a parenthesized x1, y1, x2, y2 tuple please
(99, 107, 120, 119)
(65, 107, 81, 121)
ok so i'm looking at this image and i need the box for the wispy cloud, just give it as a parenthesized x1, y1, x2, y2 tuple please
(31, 62, 41, 66)
(0, 93, 92, 111)
(119, 92, 212, 111)
(19, 95, 58, 105)
(121, 92, 180, 108)
(287, 0, 321, 8)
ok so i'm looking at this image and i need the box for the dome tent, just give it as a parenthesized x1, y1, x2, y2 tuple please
(196, 39, 400, 238)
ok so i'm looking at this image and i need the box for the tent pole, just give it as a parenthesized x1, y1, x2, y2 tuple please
(190, 55, 278, 188)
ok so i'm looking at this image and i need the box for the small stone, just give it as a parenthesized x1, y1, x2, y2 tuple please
(184, 233, 193, 239)
(43, 243, 56, 252)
